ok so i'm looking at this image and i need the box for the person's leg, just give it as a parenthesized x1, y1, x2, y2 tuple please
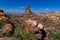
(40, 29, 46, 40)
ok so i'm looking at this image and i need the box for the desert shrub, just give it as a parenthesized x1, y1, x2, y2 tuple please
(11, 20, 37, 40)
(0, 20, 4, 36)
(0, 20, 4, 29)
(48, 30, 60, 40)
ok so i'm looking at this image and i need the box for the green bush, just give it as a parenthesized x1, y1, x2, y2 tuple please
(48, 30, 60, 40)
(0, 20, 4, 36)
(0, 20, 4, 29)
(11, 20, 37, 40)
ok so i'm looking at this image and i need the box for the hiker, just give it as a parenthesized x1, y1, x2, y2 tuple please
(37, 23, 49, 40)
(25, 19, 49, 40)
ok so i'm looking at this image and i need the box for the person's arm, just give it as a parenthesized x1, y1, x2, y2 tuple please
(33, 27, 39, 32)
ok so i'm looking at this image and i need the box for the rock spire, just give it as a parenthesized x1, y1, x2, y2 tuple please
(24, 6, 33, 14)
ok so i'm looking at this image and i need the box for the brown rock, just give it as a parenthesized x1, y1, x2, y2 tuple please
(3, 24, 13, 32)
(0, 16, 8, 21)
(0, 10, 9, 22)
(23, 6, 33, 15)
(24, 19, 37, 32)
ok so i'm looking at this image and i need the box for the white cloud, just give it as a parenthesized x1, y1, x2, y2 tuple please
(5, 8, 21, 13)
(9, 9, 18, 12)
(5, 6, 25, 13)
(45, 8, 50, 10)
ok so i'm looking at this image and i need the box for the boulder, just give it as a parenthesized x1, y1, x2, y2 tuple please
(3, 24, 13, 32)
(24, 19, 37, 32)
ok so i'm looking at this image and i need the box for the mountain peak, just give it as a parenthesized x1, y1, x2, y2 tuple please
(23, 6, 33, 14)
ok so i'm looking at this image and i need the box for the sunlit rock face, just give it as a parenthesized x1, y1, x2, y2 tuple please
(24, 19, 45, 32)
(25, 19, 37, 26)
(47, 13, 60, 23)
(37, 23, 44, 29)
(24, 19, 37, 33)
(23, 6, 33, 15)
(3, 23, 13, 32)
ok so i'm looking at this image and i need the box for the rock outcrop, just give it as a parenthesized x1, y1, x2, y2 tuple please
(0, 9, 9, 22)
(3, 23, 13, 32)
(24, 19, 37, 32)
(24, 19, 49, 40)
(23, 6, 33, 15)
(0, 9, 14, 36)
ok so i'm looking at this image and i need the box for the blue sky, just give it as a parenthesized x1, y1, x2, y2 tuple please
(0, 0, 60, 13)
